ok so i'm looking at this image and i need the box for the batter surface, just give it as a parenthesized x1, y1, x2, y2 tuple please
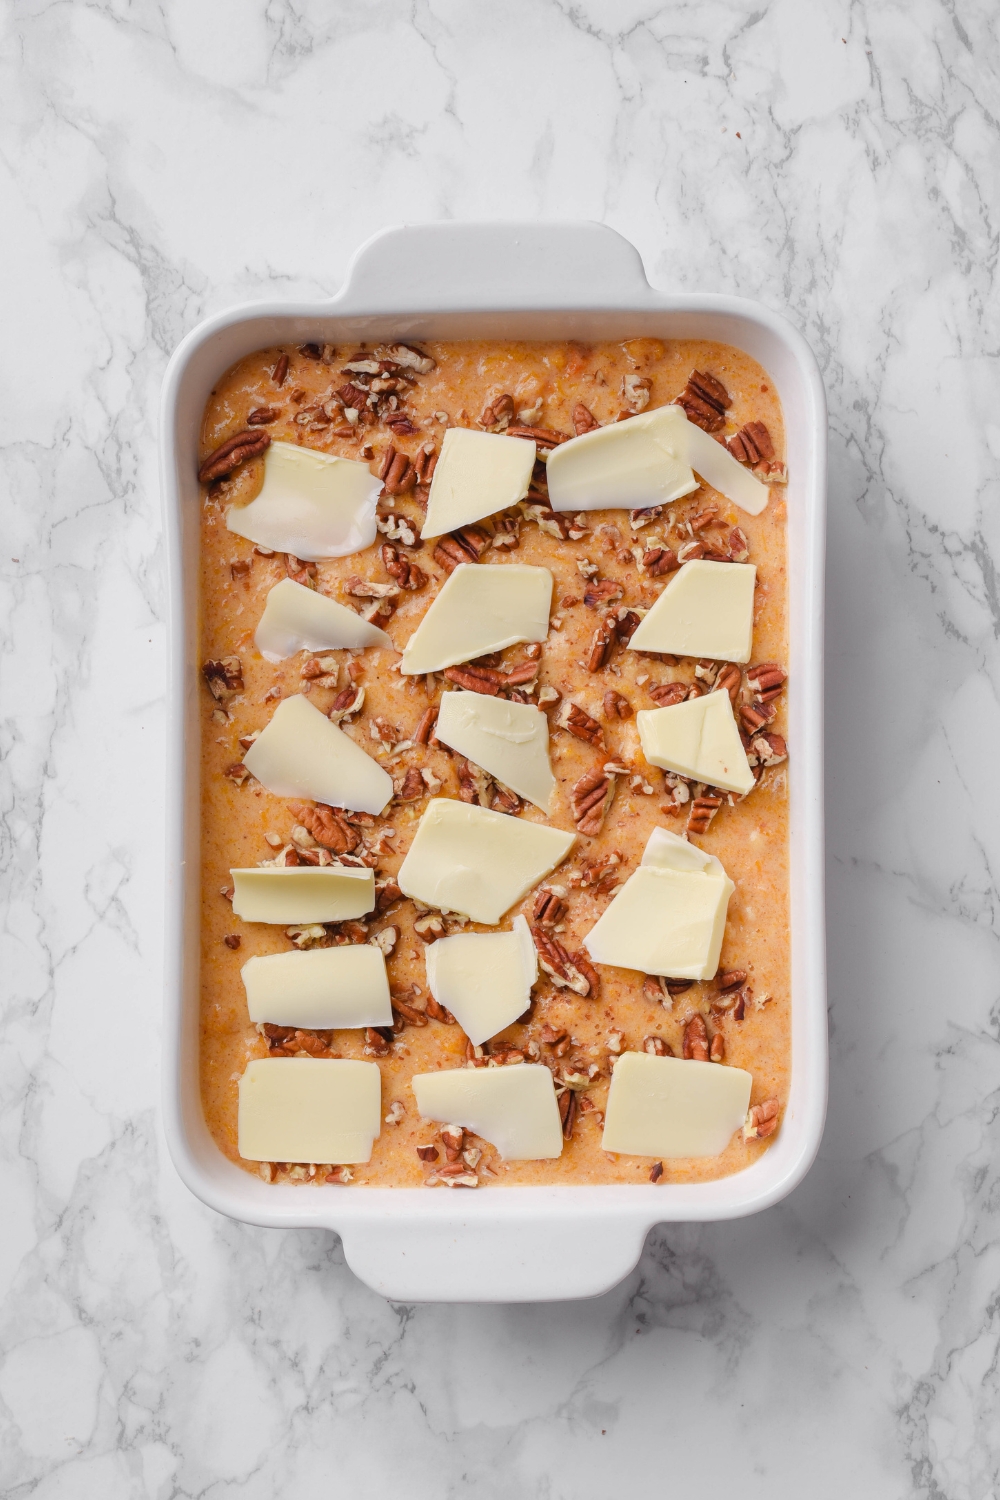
(197, 337, 789, 1188)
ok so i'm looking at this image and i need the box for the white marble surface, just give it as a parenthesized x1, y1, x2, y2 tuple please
(2, 1, 998, 1494)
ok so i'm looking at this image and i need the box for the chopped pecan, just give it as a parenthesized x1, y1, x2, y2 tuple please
(506, 423, 569, 447)
(392, 995, 428, 1027)
(456, 758, 491, 806)
(709, 1032, 725, 1063)
(532, 927, 597, 997)
(416, 1144, 439, 1162)
(751, 731, 787, 767)
(587, 615, 616, 671)
(739, 699, 777, 734)
(558, 1088, 578, 1139)
(375, 879, 402, 912)
(623, 373, 652, 411)
(571, 764, 615, 837)
(198, 430, 271, 484)
(230, 559, 252, 582)
(649, 681, 687, 708)
(433, 525, 491, 573)
(440, 1124, 465, 1160)
(555, 700, 603, 747)
(202, 656, 244, 699)
(248, 406, 280, 428)
(539, 1023, 569, 1052)
(287, 801, 360, 853)
(382, 542, 426, 591)
(642, 545, 679, 577)
(712, 984, 750, 1020)
(629, 506, 663, 530)
(584, 579, 623, 609)
(643, 1035, 673, 1056)
(674, 370, 731, 433)
(481, 392, 515, 429)
(682, 1013, 710, 1062)
(385, 343, 435, 374)
(717, 969, 747, 992)
(328, 685, 364, 720)
(532, 889, 567, 926)
(395, 766, 425, 802)
(414, 913, 447, 942)
(615, 609, 642, 644)
(378, 512, 422, 548)
(443, 664, 501, 697)
(272, 353, 289, 386)
(572, 402, 600, 434)
(223, 934, 241, 950)
(491, 785, 523, 815)
(379, 445, 416, 494)
(727, 421, 774, 466)
(364, 1027, 392, 1057)
(413, 704, 440, 744)
(756, 460, 787, 484)
(343, 575, 399, 602)
(649, 1161, 664, 1183)
(603, 689, 633, 719)
(386, 415, 418, 437)
(412, 446, 437, 486)
(666, 977, 694, 996)
(744, 1098, 780, 1140)
(689, 504, 720, 531)
(425, 996, 456, 1023)
(224, 762, 250, 785)
(715, 664, 742, 703)
(746, 663, 787, 701)
(728, 527, 750, 564)
(687, 793, 723, 835)
(571, 850, 623, 891)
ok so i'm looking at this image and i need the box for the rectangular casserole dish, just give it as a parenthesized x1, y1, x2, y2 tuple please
(161, 222, 828, 1303)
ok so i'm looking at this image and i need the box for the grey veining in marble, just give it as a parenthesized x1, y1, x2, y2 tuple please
(2, 1, 999, 1495)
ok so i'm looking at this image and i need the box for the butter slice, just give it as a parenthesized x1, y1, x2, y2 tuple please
(434, 691, 555, 811)
(238, 1058, 381, 1164)
(546, 405, 700, 513)
(628, 560, 756, 664)
(422, 428, 536, 538)
(583, 827, 734, 979)
(226, 441, 381, 560)
(401, 563, 553, 675)
(241, 945, 391, 1029)
(397, 798, 575, 924)
(411, 1064, 563, 1160)
(243, 693, 393, 815)
(424, 915, 537, 1045)
(231, 866, 375, 924)
(254, 578, 391, 662)
(601, 1052, 752, 1158)
(682, 419, 770, 516)
(637, 690, 754, 795)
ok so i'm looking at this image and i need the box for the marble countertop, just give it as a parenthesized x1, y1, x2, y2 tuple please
(3, 3, 997, 1495)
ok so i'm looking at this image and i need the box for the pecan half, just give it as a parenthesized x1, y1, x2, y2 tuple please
(443, 664, 501, 696)
(287, 801, 360, 853)
(571, 764, 615, 837)
(727, 421, 775, 466)
(379, 445, 416, 494)
(715, 664, 742, 703)
(709, 1032, 725, 1062)
(391, 995, 428, 1027)
(717, 968, 747, 992)
(198, 430, 271, 484)
(751, 731, 787, 767)
(728, 527, 750, 564)
(532, 928, 597, 997)
(642, 545, 679, 577)
(433, 525, 491, 572)
(412, 446, 437, 486)
(739, 699, 777, 734)
(603, 689, 633, 720)
(382, 542, 426, 591)
(202, 656, 244, 699)
(559, 1088, 578, 1139)
(572, 402, 600, 435)
(587, 615, 616, 671)
(674, 370, 731, 433)
(682, 1013, 710, 1062)
(532, 889, 567, 926)
(687, 793, 723, 835)
(744, 1098, 780, 1141)
(746, 663, 787, 701)
(555, 700, 603, 747)
(506, 423, 569, 447)
(649, 681, 687, 709)
(247, 406, 279, 426)
(413, 704, 440, 744)
(272, 353, 289, 386)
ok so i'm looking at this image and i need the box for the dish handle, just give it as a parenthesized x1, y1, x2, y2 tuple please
(337, 1208, 650, 1304)
(334, 221, 657, 314)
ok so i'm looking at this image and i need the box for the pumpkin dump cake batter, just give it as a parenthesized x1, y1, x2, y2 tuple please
(198, 337, 789, 1188)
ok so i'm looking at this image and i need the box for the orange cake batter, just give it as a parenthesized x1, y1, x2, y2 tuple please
(197, 336, 789, 1188)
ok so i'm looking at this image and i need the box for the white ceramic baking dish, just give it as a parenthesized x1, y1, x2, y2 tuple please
(160, 222, 827, 1303)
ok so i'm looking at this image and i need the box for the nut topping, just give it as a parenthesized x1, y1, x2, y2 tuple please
(555, 700, 604, 747)
(571, 764, 615, 837)
(727, 421, 775, 466)
(202, 656, 244, 699)
(603, 689, 633, 720)
(272, 353, 289, 386)
(532, 888, 567, 926)
(744, 1098, 780, 1141)
(648, 681, 687, 709)
(682, 1013, 710, 1062)
(643, 1035, 672, 1056)
(198, 429, 271, 484)
(287, 801, 361, 854)
(433, 525, 491, 572)
(531, 927, 598, 998)
(674, 370, 731, 433)
(572, 402, 600, 434)
(687, 793, 723, 835)
(641, 545, 679, 577)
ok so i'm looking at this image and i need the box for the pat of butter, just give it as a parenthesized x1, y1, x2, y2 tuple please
(682, 419, 770, 516)
(637, 690, 754, 795)
(230, 866, 375, 924)
(434, 691, 555, 811)
(601, 1052, 752, 1158)
(226, 441, 382, 560)
(397, 797, 575, 925)
(411, 1063, 563, 1160)
(254, 578, 391, 662)
(422, 428, 536, 539)
(583, 827, 734, 979)
(243, 693, 393, 815)
(238, 1057, 381, 1164)
(241, 945, 391, 1029)
(400, 563, 553, 676)
(628, 560, 756, 664)
(546, 405, 700, 512)
(424, 915, 537, 1045)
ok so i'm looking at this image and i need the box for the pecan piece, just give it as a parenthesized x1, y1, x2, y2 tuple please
(287, 801, 360, 853)
(623, 373, 652, 411)
(717, 968, 748, 992)
(571, 764, 615, 838)
(364, 1027, 392, 1057)
(413, 704, 440, 744)
(531, 928, 597, 997)
(687, 793, 723, 835)
(555, 700, 604, 747)
(328, 685, 364, 721)
(481, 392, 515, 429)
(416, 1144, 439, 1162)
(571, 850, 623, 891)
(728, 527, 750, 564)
(674, 370, 731, 433)
(714, 664, 742, 703)
(202, 656, 244, 699)
(385, 343, 435, 374)
(506, 423, 569, 447)
(198, 429, 271, 484)
(746, 663, 787, 701)
(587, 615, 616, 671)
(558, 1088, 578, 1139)
(629, 506, 663, 530)
(247, 406, 280, 427)
(649, 1161, 664, 1183)
(532, 889, 567, 926)
(649, 681, 687, 709)
(709, 1032, 725, 1063)
(572, 402, 600, 435)
(392, 995, 428, 1027)
(739, 699, 777, 734)
(642, 545, 679, 577)
(412, 446, 437, 486)
(682, 1013, 710, 1062)
(456, 758, 491, 806)
(643, 1035, 673, 1056)
(414, 913, 447, 942)
(375, 879, 402, 912)
(603, 689, 632, 719)
(433, 525, 491, 572)
(584, 579, 623, 609)
(223, 933, 241, 949)
(727, 420, 775, 466)
(272, 353, 289, 386)
(443, 664, 501, 697)
(394, 766, 425, 802)
(751, 731, 787, 767)
(381, 542, 426, 591)
(379, 445, 416, 494)
(224, 762, 250, 785)
(744, 1098, 780, 1141)
(425, 996, 456, 1023)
